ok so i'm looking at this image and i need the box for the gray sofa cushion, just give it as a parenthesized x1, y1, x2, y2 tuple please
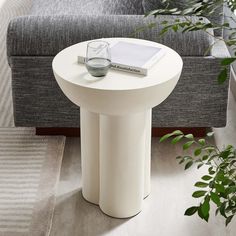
(142, 0, 223, 36)
(7, 15, 214, 58)
(30, 0, 144, 15)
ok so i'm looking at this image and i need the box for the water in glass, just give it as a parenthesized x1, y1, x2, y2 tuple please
(86, 41, 111, 77)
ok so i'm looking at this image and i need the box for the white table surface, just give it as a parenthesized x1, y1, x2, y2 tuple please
(52, 37, 182, 91)
(53, 38, 183, 116)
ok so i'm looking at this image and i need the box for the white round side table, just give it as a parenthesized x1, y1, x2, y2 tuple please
(52, 38, 183, 218)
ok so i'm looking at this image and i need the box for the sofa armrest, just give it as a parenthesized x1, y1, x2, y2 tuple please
(7, 15, 214, 61)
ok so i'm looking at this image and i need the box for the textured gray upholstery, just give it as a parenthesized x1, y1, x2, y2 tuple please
(7, 0, 230, 128)
(10, 55, 229, 128)
(7, 15, 213, 58)
(30, 0, 144, 15)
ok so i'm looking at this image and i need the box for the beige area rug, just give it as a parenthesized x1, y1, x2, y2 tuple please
(0, 0, 32, 127)
(0, 128, 65, 236)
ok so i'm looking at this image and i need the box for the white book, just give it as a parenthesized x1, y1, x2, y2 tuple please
(77, 41, 166, 75)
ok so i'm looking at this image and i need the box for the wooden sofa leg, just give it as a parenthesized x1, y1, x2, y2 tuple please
(36, 127, 207, 137)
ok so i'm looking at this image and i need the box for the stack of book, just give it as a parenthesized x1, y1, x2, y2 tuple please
(77, 41, 166, 76)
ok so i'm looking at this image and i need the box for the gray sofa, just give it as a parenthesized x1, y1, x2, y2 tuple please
(7, 0, 230, 128)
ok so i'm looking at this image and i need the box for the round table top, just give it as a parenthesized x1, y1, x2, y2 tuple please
(52, 38, 183, 115)
(52, 38, 183, 92)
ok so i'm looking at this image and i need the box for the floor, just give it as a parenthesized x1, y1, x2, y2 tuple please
(50, 91, 236, 236)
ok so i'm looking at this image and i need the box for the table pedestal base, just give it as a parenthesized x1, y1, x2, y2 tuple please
(80, 108, 151, 218)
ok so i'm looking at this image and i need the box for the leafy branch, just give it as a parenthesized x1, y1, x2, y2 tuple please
(146, 0, 236, 83)
(160, 130, 236, 226)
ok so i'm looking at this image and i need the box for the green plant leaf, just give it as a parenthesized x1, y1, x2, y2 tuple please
(147, 23, 157, 29)
(201, 196, 210, 218)
(197, 204, 205, 219)
(215, 184, 225, 193)
(202, 155, 209, 161)
(172, 130, 184, 135)
(208, 167, 215, 175)
(226, 186, 236, 195)
(194, 182, 209, 188)
(198, 139, 206, 146)
(208, 154, 218, 162)
(172, 25, 179, 32)
(171, 135, 184, 144)
(219, 192, 228, 200)
(183, 141, 195, 150)
(159, 133, 174, 143)
(182, 8, 194, 15)
(229, 168, 236, 175)
(219, 162, 230, 169)
(221, 58, 236, 66)
(194, 148, 202, 156)
(209, 181, 214, 188)
(202, 175, 212, 181)
(160, 130, 183, 143)
(222, 22, 230, 28)
(220, 149, 232, 160)
(220, 202, 227, 218)
(192, 190, 207, 198)
(207, 132, 214, 137)
(222, 178, 232, 186)
(204, 146, 216, 153)
(161, 20, 168, 25)
(218, 67, 228, 84)
(184, 206, 198, 216)
(185, 161, 193, 170)
(226, 144, 233, 150)
(159, 27, 169, 36)
(197, 163, 204, 169)
(229, 160, 236, 167)
(169, 8, 178, 13)
(215, 171, 226, 182)
(210, 192, 221, 206)
(198, 203, 209, 222)
(185, 134, 194, 139)
(226, 215, 234, 226)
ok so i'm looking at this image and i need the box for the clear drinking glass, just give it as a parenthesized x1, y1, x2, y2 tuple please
(85, 41, 111, 77)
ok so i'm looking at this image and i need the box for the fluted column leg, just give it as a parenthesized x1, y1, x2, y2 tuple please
(99, 111, 149, 218)
(80, 108, 100, 205)
(144, 109, 152, 198)
(80, 108, 152, 218)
